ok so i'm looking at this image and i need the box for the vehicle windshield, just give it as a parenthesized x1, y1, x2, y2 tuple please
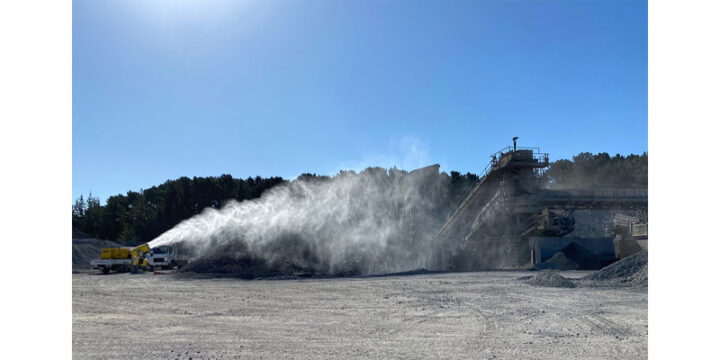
(152, 246, 170, 254)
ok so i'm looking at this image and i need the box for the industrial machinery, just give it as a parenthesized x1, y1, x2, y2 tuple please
(612, 211, 648, 258)
(91, 243, 152, 274)
(90, 247, 131, 274)
(91, 243, 190, 273)
(438, 137, 648, 270)
(129, 243, 151, 272)
(522, 208, 575, 238)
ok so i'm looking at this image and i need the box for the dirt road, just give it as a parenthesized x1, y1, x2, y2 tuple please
(73, 271, 647, 359)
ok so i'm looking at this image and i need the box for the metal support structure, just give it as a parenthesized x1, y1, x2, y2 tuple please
(438, 139, 648, 270)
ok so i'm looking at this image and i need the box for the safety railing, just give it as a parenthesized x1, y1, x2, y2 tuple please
(478, 146, 549, 179)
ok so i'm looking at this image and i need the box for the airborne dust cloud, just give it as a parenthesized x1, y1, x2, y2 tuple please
(149, 166, 468, 276)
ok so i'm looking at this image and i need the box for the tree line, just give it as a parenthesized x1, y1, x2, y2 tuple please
(73, 152, 647, 244)
(539, 152, 648, 189)
(72, 175, 285, 244)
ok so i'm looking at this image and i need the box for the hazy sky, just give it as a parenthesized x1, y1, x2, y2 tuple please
(73, 0, 647, 203)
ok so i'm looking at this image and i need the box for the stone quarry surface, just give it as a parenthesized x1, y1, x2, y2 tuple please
(73, 270, 647, 359)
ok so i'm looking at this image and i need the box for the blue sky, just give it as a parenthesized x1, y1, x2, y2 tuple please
(73, 0, 647, 203)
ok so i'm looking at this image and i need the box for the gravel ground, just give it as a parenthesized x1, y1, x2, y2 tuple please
(73, 271, 647, 359)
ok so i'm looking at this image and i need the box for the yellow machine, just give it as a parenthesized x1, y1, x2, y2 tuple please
(130, 243, 151, 271)
(91, 243, 152, 273)
(100, 247, 131, 259)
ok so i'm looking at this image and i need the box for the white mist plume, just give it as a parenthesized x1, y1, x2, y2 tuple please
(149, 166, 459, 275)
(334, 135, 433, 177)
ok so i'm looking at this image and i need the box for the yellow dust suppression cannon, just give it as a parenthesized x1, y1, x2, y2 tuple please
(91, 243, 152, 274)
(91, 243, 190, 274)
(129, 243, 151, 273)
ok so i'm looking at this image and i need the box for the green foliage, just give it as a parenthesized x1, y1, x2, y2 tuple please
(72, 152, 647, 244)
(449, 171, 480, 203)
(540, 152, 648, 189)
(73, 175, 285, 245)
(71, 195, 85, 227)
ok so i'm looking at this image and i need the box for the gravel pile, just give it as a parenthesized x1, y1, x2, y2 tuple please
(177, 241, 321, 279)
(581, 251, 648, 287)
(523, 250, 648, 289)
(530, 241, 616, 271)
(524, 272, 577, 288)
(179, 255, 276, 279)
(531, 251, 581, 271)
(72, 238, 125, 270)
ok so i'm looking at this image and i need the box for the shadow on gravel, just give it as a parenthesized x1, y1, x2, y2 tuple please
(173, 268, 454, 281)
(358, 269, 452, 278)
